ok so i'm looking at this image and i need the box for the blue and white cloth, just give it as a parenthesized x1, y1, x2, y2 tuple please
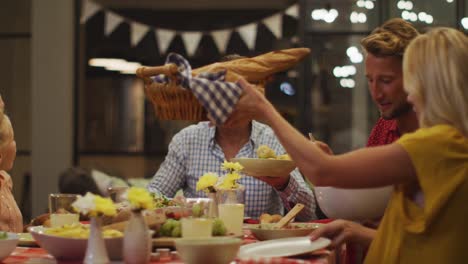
(153, 53, 243, 125)
(147, 121, 317, 220)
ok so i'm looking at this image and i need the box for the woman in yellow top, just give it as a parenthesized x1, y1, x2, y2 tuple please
(226, 27, 468, 263)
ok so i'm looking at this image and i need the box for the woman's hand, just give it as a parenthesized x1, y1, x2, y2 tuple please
(224, 78, 274, 127)
(309, 219, 376, 249)
(314, 141, 333, 155)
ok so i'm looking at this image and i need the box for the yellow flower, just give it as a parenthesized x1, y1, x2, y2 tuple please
(221, 161, 244, 172)
(93, 196, 117, 217)
(126, 187, 155, 210)
(217, 172, 241, 190)
(72, 192, 117, 217)
(196, 173, 219, 192)
(225, 172, 241, 182)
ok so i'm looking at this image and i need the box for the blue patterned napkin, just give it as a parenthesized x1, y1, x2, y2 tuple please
(152, 53, 243, 125)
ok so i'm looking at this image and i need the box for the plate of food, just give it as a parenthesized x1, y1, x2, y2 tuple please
(28, 224, 124, 260)
(231, 145, 296, 177)
(231, 158, 296, 177)
(248, 222, 321, 241)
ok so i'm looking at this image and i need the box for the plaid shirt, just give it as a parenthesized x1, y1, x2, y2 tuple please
(148, 121, 317, 220)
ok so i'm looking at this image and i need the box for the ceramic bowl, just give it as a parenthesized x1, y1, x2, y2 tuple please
(0, 232, 19, 261)
(230, 158, 296, 177)
(314, 186, 393, 221)
(175, 237, 242, 264)
(249, 223, 321, 241)
(28, 226, 123, 261)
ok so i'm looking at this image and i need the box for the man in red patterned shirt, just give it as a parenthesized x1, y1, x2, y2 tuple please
(311, 18, 420, 250)
(364, 19, 419, 147)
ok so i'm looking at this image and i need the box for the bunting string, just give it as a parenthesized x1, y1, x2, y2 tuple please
(81, 0, 299, 56)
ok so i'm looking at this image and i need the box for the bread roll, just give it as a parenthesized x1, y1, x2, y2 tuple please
(192, 48, 311, 83)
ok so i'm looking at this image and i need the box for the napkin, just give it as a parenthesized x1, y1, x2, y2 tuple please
(152, 53, 243, 125)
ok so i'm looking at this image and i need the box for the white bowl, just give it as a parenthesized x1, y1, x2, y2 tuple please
(28, 226, 123, 261)
(0, 233, 19, 261)
(249, 223, 321, 241)
(315, 186, 393, 221)
(175, 237, 242, 264)
(230, 158, 296, 177)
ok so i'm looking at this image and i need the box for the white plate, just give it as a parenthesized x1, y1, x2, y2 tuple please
(238, 236, 330, 259)
(231, 158, 296, 177)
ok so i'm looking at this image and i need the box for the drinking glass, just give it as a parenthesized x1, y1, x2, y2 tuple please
(48, 193, 80, 227)
(180, 198, 214, 238)
(217, 187, 245, 236)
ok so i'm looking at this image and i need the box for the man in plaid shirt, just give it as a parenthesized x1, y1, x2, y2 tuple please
(147, 119, 317, 220)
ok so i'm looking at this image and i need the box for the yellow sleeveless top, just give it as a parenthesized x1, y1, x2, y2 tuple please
(365, 125, 468, 263)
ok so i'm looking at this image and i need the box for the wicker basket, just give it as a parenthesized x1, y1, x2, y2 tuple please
(136, 64, 206, 121)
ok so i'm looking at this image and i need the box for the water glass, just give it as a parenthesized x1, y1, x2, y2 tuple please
(48, 193, 80, 227)
(181, 217, 213, 238)
(217, 187, 245, 236)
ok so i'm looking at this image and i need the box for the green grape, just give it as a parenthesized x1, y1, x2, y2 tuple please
(212, 218, 227, 236)
(0, 231, 7, 239)
(159, 219, 179, 237)
(192, 203, 203, 217)
(171, 225, 182, 237)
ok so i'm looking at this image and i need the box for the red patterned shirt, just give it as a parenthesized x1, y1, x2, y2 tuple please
(366, 118, 401, 147)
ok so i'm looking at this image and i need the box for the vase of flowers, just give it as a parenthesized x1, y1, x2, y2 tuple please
(196, 172, 219, 217)
(196, 161, 244, 222)
(71, 192, 117, 264)
(123, 187, 155, 264)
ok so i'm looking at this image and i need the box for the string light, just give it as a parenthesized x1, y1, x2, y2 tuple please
(462, 17, 468, 30)
(311, 8, 339, 23)
(89, 58, 142, 74)
(346, 46, 363, 63)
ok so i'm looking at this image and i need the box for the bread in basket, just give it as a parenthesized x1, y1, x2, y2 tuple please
(136, 48, 311, 121)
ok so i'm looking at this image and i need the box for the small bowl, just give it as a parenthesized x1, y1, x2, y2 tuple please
(249, 223, 320, 241)
(28, 226, 123, 261)
(175, 237, 242, 264)
(0, 233, 19, 261)
(315, 186, 392, 221)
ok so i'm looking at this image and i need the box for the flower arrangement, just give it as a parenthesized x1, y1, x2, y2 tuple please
(124, 187, 155, 211)
(196, 161, 244, 193)
(72, 192, 117, 217)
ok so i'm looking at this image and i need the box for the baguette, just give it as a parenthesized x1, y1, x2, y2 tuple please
(192, 47, 311, 83)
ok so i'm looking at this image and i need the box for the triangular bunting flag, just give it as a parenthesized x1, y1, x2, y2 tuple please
(285, 4, 299, 18)
(263, 13, 282, 39)
(80, 0, 101, 24)
(211, 29, 231, 54)
(237, 23, 258, 50)
(131, 22, 149, 46)
(105, 11, 124, 36)
(181, 32, 203, 57)
(156, 29, 176, 54)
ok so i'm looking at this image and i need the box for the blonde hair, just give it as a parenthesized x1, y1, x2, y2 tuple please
(403, 27, 468, 136)
(0, 115, 13, 148)
(361, 18, 419, 57)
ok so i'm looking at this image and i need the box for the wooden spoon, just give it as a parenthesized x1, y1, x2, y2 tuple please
(275, 203, 305, 229)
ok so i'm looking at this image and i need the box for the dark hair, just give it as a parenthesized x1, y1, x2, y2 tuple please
(58, 167, 101, 195)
